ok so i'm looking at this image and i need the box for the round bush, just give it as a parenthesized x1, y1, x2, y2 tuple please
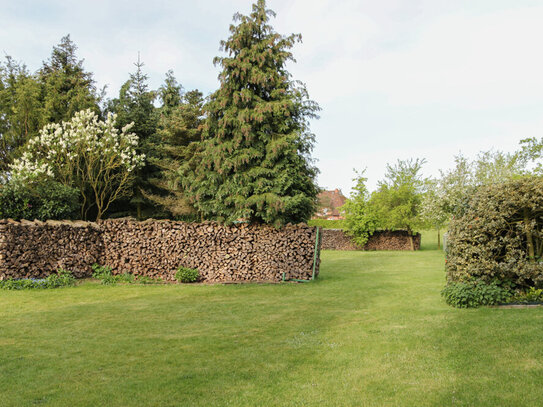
(446, 177, 543, 288)
(175, 267, 199, 283)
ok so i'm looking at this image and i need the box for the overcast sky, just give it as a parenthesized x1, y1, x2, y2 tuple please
(2, 0, 542, 193)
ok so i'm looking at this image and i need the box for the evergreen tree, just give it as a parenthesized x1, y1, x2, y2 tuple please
(108, 55, 158, 218)
(182, 0, 320, 226)
(158, 69, 183, 112)
(39, 35, 100, 123)
(145, 86, 204, 218)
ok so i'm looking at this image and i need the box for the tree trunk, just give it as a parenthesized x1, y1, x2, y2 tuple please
(437, 229, 441, 250)
(524, 208, 535, 262)
(407, 228, 415, 251)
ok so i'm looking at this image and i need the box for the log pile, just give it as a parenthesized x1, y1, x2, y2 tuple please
(0, 219, 103, 279)
(321, 229, 421, 251)
(99, 219, 320, 282)
(0, 218, 321, 283)
(320, 229, 363, 250)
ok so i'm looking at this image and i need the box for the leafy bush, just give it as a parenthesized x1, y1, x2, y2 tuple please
(92, 264, 163, 285)
(0, 180, 80, 221)
(307, 219, 345, 229)
(91, 264, 135, 285)
(0, 269, 76, 290)
(446, 177, 543, 288)
(509, 287, 543, 304)
(441, 279, 513, 308)
(175, 267, 199, 283)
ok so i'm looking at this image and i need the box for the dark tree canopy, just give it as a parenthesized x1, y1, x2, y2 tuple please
(182, 0, 320, 226)
(39, 35, 100, 123)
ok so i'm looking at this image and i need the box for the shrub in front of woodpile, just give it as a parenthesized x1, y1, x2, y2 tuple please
(92, 264, 135, 285)
(444, 177, 543, 306)
(175, 267, 199, 283)
(0, 269, 75, 290)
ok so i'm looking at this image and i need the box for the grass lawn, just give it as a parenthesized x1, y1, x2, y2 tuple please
(1, 233, 542, 406)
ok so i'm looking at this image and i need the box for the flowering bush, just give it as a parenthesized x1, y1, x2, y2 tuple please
(10, 109, 145, 219)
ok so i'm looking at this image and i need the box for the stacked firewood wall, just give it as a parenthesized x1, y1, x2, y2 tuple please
(0, 219, 321, 282)
(321, 229, 421, 251)
(0, 219, 103, 279)
(99, 220, 320, 282)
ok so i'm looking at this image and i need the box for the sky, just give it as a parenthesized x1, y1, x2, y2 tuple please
(1, 0, 542, 193)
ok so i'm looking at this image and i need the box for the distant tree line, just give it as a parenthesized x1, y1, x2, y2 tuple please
(343, 144, 542, 250)
(0, 0, 320, 225)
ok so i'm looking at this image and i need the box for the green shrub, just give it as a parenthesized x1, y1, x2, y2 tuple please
(509, 287, 543, 304)
(441, 279, 513, 308)
(0, 180, 80, 221)
(446, 177, 543, 289)
(92, 264, 118, 285)
(0, 269, 76, 290)
(175, 267, 199, 283)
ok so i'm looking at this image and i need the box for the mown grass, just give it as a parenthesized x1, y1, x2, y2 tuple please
(1, 234, 542, 406)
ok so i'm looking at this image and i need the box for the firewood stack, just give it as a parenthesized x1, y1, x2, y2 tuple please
(0, 219, 103, 279)
(321, 229, 421, 251)
(0, 218, 321, 283)
(99, 219, 321, 282)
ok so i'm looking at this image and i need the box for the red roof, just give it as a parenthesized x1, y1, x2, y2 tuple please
(313, 189, 347, 219)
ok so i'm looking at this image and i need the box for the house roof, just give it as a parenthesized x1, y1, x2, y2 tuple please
(314, 189, 347, 218)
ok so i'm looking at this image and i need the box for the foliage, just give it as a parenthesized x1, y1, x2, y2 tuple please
(0, 269, 75, 290)
(107, 56, 158, 219)
(341, 170, 379, 246)
(145, 85, 204, 218)
(0, 57, 44, 175)
(419, 178, 449, 249)
(368, 158, 426, 249)
(181, 0, 320, 227)
(39, 35, 101, 124)
(520, 136, 543, 176)
(92, 264, 135, 285)
(10, 109, 144, 220)
(446, 177, 543, 288)
(0, 179, 79, 220)
(509, 287, 543, 304)
(441, 279, 513, 308)
(175, 267, 199, 283)
(307, 219, 345, 229)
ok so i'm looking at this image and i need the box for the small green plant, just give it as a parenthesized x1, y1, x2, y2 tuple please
(175, 267, 199, 283)
(441, 279, 513, 308)
(509, 287, 543, 304)
(91, 264, 119, 285)
(0, 269, 75, 290)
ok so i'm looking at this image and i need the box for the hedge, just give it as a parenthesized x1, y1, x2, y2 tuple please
(445, 177, 543, 288)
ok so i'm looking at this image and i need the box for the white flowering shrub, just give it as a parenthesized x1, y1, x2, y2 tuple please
(10, 109, 145, 219)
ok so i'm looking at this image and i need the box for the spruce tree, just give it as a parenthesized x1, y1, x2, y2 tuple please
(39, 35, 100, 123)
(108, 56, 158, 218)
(146, 87, 204, 218)
(183, 0, 320, 226)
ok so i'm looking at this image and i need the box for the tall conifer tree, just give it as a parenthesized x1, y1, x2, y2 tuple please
(108, 55, 158, 218)
(183, 0, 320, 226)
(39, 35, 100, 123)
